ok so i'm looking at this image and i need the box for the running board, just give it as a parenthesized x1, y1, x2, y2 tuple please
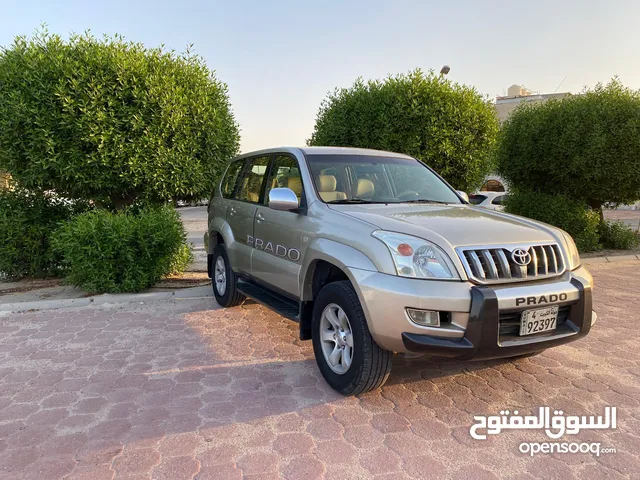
(236, 279, 300, 322)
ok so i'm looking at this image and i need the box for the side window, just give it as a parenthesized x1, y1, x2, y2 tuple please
(237, 155, 271, 203)
(469, 194, 487, 205)
(265, 155, 303, 205)
(221, 160, 244, 199)
(491, 195, 506, 205)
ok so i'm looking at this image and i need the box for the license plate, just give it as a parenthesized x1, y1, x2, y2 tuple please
(519, 306, 559, 336)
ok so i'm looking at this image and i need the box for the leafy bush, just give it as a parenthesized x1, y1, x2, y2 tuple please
(308, 69, 499, 192)
(598, 221, 639, 250)
(0, 30, 240, 209)
(52, 206, 191, 293)
(0, 189, 89, 279)
(504, 190, 601, 252)
(169, 243, 194, 275)
(496, 79, 640, 213)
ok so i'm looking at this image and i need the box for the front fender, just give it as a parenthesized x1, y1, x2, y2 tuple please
(300, 238, 377, 301)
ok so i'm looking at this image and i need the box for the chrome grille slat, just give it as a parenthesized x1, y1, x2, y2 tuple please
(537, 246, 548, 275)
(480, 250, 499, 280)
(495, 250, 512, 279)
(467, 251, 486, 280)
(547, 245, 559, 273)
(529, 247, 538, 277)
(457, 243, 566, 284)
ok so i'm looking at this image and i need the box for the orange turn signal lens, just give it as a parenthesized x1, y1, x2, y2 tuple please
(397, 243, 414, 256)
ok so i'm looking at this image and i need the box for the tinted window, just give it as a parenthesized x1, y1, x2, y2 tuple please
(469, 194, 487, 205)
(491, 195, 506, 205)
(265, 155, 303, 205)
(306, 154, 461, 204)
(237, 156, 271, 203)
(221, 160, 244, 199)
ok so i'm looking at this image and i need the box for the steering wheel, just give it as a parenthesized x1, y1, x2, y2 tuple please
(397, 190, 420, 201)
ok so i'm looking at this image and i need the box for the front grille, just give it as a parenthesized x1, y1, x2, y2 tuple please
(457, 244, 565, 284)
(499, 306, 571, 337)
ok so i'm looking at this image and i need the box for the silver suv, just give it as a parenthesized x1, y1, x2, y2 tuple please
(205, 147, 596, 395)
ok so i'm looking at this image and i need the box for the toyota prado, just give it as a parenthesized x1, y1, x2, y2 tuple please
(204, 147, 596, 395)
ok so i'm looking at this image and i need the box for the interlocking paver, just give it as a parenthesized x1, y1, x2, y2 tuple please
(0, 261, 638, 479)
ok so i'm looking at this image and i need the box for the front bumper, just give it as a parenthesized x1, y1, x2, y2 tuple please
(346, 266, 594, 359)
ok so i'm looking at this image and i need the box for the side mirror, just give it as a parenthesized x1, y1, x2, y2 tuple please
(268, 188, 299, 211)
(456, 190, 470, 203)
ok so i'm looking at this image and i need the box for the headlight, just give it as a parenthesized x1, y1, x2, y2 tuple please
(372, 231, 459, 280)
(560, 230, 581, 270)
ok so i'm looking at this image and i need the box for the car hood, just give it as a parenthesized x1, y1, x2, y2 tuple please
(328, 203, 559, 248)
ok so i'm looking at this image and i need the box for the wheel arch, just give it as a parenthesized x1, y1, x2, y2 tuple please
(207, 218, 236, 277)
(298, 239, 378, 340)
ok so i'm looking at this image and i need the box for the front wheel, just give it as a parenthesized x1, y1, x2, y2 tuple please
(211, 245, 245, 308)
(312, 281, 392, 395)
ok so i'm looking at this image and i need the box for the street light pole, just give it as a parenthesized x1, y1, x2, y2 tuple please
(440, 65, 450, 76)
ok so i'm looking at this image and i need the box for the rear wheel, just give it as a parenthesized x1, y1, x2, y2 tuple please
(312, 281, 391, 395)
(211, 245, 245, 307)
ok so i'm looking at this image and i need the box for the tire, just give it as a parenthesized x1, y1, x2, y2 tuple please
(211, 244, 245, 308)
(312, 280, 392, 395)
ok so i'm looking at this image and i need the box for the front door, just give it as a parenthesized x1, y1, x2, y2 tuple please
(225, 155, 271, 275)
(251, 154, 307, 297)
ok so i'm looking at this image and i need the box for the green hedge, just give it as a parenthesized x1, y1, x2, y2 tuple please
(504, 190, 601, 252)
(599, 221, 639, 250)
(308, 69, 499, 192)
(0, 30, 240, 208)
(0, 190, 88, 279)
(52, 206, 192, 293)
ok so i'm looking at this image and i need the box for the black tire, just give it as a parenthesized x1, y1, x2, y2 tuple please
(312, 280, 392, 395)
(211, 245, 245, 308)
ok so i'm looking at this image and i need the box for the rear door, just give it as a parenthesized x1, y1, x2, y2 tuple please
(225, 155, 272, 274)
(251, 154, 307, 297)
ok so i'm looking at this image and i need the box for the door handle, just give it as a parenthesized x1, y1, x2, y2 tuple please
(256, 212, 265, 223)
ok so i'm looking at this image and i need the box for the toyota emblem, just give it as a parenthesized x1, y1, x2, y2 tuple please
(511, 248, 531, 266)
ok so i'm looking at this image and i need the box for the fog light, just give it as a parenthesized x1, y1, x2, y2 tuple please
(406, 308, 440, 327)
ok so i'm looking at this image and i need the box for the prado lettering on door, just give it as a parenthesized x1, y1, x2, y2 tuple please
(247, 235, 301, 262)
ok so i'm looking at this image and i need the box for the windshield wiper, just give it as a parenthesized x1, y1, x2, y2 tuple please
(397, 199, 451, 205)
(327, 198, 381, 204)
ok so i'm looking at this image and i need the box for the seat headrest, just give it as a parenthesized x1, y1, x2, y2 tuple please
(287, 177, 303, 196)
(318, 175, 337, 192)
(356, 179, 375, 198)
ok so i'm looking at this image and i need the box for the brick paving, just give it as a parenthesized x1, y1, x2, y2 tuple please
(0, 261, 639, 479)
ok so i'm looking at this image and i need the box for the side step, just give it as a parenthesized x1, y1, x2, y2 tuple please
(236, 278, 300, 322)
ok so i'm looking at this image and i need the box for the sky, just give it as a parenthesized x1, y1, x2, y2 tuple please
(2, 0, 639, 153)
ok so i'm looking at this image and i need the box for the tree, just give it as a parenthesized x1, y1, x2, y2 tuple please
(308, 69, 500, 192)
(0, 30, 240, 209)
(496, 78, 640, 217)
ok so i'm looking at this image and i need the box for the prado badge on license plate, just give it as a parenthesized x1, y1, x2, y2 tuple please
(520, 305, 559, 336)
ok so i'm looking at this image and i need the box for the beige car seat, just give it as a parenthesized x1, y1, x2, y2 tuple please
(356, 178, 375, 199)
(318, 175, 347, 202)
(287, 177, 303, 198)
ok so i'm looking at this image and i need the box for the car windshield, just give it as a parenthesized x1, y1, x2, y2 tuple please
(305, 154, 462, 205)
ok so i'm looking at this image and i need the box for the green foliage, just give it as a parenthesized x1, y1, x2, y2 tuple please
(0, 29, 240, 208)
(504, 190, 601, 252)
(0, 190, 89, 279)
(52, 206, 192, 293)
(169, 243, 194, 275)
(598, 221, 639, 250)
(496, 79, 640, 210)
(308, 69, 500, 192)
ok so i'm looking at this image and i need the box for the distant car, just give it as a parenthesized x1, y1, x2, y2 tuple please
(470, 191, 508, 211)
